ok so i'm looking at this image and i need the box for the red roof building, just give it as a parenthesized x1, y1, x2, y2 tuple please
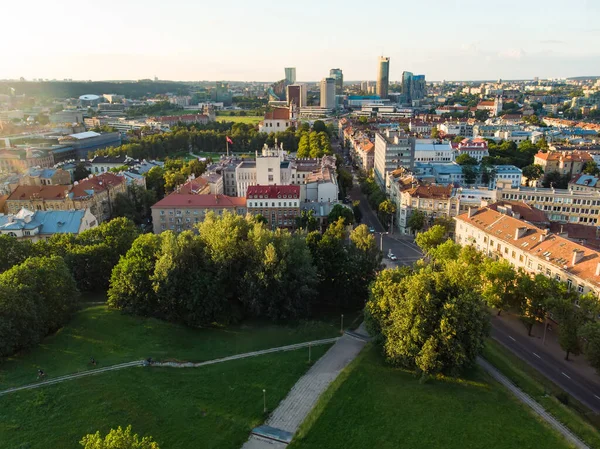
(246, 185, 300, 229)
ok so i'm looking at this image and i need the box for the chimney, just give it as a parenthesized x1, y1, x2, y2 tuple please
(596, 261, 600, 276)
(467, 207, 476, 218)
(539, 230, 548, 242)
(514, 226, 527, 240)
(572, 249, 585, 265)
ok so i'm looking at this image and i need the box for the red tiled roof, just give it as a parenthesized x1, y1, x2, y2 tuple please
(178, 178, 209, 194)
(405, 184, 453, 199)
(487, 200, 548, 224)
(0, 194, 8, 213)
(246, 185, 300, 199)
(71, 173, 125, 198)
(8, 185, 69, 201)
(152, 193, 246, 208)
(264, 108, 290, 120)
(535, 151, 592, 163)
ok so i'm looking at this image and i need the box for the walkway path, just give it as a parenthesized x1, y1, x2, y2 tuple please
(241, 325, 370, 448)
(0, 338, 339, 397)
(478, 357, 590, 449)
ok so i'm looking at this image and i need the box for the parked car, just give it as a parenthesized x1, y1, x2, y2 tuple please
(369, 227, 375, 233)
(388, 252, 398, 261)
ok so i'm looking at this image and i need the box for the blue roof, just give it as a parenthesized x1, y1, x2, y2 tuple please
(348, 95, 381, 100)
(574, 175, 599, 187)
(0, 209, 86, 235)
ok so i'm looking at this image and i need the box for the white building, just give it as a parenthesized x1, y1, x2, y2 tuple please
(258, 106, 296, 133)
(374, 129, 414, 189)
(320, 77, 336, 109)
(413, 139, 454, 163)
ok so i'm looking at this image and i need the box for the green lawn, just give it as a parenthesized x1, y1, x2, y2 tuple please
(483, 338, 600, 448)
(0, 305, 343, 389)
(216, 115, 262, 125)
(290, 346, 574, 449)
(0, 345, 330, 449)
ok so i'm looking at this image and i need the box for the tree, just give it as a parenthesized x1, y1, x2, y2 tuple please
(328, 204, 354, 225)
(415, 225, 447, 254)
(297, 133, 310, 158)
(462, 165, 478, 184)
(552, 291, 598, 360)
(480, 259, 518, 315)
(367, 266, 489, 377)
(80, 425, 159, 449)
(542, 171, 569, 189)
(430, 127, 440, 139)
(378, 199, 396, 230)
(255, 214, 268, 225)
(407, 210, 425, 233)
(144, 166, 166, 199)
(74, 162, 91, 182)
(432, 216, 454, 234)
(0, 235, 33, 273)
(295, 209, 319, 232)
(455, 153, 478, 165)
(474, 110, 489, 121)
(452, 135, 465, 143)
(352, 200, 363, 223)
(583, 161, 600, 176)
(337, 168, 353, 198)
(522, 164, 544, 186)
(515, 273, 551, 336)
(580, 322, 600, 374)
(313, 120, 327, 135)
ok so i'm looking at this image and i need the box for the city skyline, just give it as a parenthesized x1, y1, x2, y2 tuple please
(2, 0, 600, 82)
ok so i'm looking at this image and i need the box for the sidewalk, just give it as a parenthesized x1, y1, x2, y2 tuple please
(492, 312, 600, 386)
(241, 324, 369, 448)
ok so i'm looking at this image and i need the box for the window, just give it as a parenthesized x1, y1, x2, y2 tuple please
(578, 285, 585, 293)
(511, 251, 516, 259)
(546, 268, 551, 276)
(567, 279, 573, 290)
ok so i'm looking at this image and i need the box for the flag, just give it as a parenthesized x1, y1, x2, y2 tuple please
(226, 136, 233, 144)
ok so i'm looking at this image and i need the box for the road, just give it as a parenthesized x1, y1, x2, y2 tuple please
(491, 317, 600, 414)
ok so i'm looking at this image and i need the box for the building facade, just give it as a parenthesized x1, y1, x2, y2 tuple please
(320, 77, 336, 109)
(374, 129, 414, 189)
(246, 185, 300, 230)
(377, 56, 390, 100)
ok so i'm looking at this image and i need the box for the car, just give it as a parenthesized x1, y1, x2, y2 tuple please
(388, 252, 398, 261)
(369, 227, 375, 233)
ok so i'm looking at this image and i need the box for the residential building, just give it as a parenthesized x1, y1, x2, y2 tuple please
(258, 106, 296, 133)
(534, 151, 593, 176)
(394, 182, 457, 234)
(0, 208, 97, 241)
(5, 172, 126, 222)
(49, 110, 85, 124)
(320, 78, 336, 109)
(284, 67, 296, 84)
(409, 120, 433, 135)
(496, 181, 600, 225)
(0, 148, 55, 173)
(20, 168, 71, 186)
(376, 56, 390, 100)
(439, 121, 474, 138)
(90, 155, 134, 174)
(374, 129, 414, 189)
(151, 193, 246, 234)
(569, 174, 600, 192)
(451, 138, 489, 162)
(455, 206, 600, 296)
(494, 130, 532, 144)
(246, 185, 300, 229)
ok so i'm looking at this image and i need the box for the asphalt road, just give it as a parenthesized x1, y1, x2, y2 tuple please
(491, 317, 600, 414)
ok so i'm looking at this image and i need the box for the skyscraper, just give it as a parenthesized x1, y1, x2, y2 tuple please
(329, 68, 343, 95)
(377, 56, 390, 99)
(284, 67, 296, 84)
(286, 83, 307, 107)
(402, 71, 426, 103)
(320, 77, 336, 109)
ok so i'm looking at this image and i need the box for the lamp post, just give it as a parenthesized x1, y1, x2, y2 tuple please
(376, 231, 389, 252)
(263, 389, 266, 413)
(341, 314, 344, 334)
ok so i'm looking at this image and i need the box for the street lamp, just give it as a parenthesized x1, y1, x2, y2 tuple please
(376, 231, 389, 251)
(263, 389, 267, 413)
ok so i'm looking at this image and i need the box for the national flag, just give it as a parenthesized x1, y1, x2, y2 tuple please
(226, 136, 233, 144)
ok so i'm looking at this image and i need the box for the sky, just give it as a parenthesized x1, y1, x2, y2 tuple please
(2, 0, 600, 82)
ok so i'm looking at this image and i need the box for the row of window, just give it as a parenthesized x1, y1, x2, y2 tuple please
(503, 193, 600, 206)
(248, 202, 299, 207)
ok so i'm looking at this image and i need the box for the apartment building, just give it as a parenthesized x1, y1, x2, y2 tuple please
(151, 193, 246, 234)
(451, 138, 489, 162)
(374, 129, 414, 189)
(246, 185, 300, 230)
(534, 151, 592, 176)
(0, 208, 97, 242)
(413, 139, 454, 163)
(496, 181, 600, 225)
(455, 206, 600, 296)
(20, 168, 71, 186)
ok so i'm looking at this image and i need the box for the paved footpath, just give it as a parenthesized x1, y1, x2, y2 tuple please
(241, 325, 370, 448)
(478, 357, 590, 449)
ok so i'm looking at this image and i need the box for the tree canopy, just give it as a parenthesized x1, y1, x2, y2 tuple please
(80, 425, 159, 449)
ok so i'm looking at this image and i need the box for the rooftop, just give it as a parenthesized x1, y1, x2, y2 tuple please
(152, 193, 246, 209)
(247, 185, 300, 199)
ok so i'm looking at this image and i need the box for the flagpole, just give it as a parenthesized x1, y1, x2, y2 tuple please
(226, 138, 229, 157)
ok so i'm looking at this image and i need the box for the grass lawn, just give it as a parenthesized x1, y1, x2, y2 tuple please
(216, 115, 262, 125)
(483, 338, 600, 448)
(0, 345, 330, 449)
(0, 305, 344, 389)
(290, 345, 574, 449)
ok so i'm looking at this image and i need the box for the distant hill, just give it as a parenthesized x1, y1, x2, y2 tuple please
(0, 80, 193, 99)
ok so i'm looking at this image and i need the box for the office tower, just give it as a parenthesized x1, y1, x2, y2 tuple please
(286, 83, 307, 107)
(284, 67, 296, 84)
(329, 68, 343, 95)
(402, 72, 426, 103)
(402, 71, 413, 99)
(320, 77, 336, 109)
(377, 56, 390, 99)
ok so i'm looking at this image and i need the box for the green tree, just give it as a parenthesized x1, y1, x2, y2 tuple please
(516, 273, 551, 336)
(313, 120, 327, 135)
(522, 164, 544, 186)
(415, 225, 447, 254)
(80, 425, 159, 449)
(352, 200, 363, 223)
(455, 153, 478, 165)
(480, 259, 518, 315)
(295, 209, 319, 231)
(474, 109, 489, 121)
(297, 133, 310, 158)
(328, 204, 354, 225)
(462, 165, 478, 184)
(580, 322, 600, 374)
(74, 162, 91, 182)
(542, 171, 569, 189)
(430, 127, 440, 139)
(552, 292, 599, 360)
(583, 161, 600, 176)
(407, 210, 426, 233)
(144, 166, 166, 199)
(378, 199, 396, 230)
(0, 235, 34, 273)
(255, 214, 268, 225)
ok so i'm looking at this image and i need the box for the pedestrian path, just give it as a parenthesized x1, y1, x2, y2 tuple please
(0, 338, 339, 397)
(242, 324, 370, 448)
(478, 357, 590, 449)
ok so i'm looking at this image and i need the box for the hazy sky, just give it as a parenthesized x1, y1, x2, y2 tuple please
(2, 0, 599, 82)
